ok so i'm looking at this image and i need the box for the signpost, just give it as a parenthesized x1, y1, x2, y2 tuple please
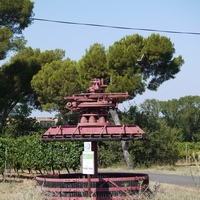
(83, 142, 94, 198)
(82, 151, 94, 174)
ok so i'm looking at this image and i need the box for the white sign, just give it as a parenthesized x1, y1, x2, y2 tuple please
(84, 142, 92, 152)
(82, 151, 94, 174)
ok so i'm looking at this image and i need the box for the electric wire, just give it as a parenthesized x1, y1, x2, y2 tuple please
(32, 18, 200, 36)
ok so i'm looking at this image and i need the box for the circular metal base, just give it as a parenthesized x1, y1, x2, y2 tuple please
(36, 172, 149, 199)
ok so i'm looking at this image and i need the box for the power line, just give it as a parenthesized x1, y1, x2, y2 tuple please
(32, 17, 200, 36)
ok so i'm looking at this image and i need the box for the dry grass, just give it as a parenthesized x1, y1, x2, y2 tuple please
(0, 165, 200, 200)
(0, 179, 43, 200)
(99, 164, 200, 176)
(0, 180, 199, 200)
(147, 182, 200, 200)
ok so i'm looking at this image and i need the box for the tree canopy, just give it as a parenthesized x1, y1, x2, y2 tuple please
(79, 34, 184, 98)
(0, 47, 64, 132)
(139, 96, 200, 142)
(0, 0, 34, 60)
(31, 57, 81, 114)
(118, 104, 179, 166)
(31, 33, 184, 113)
(2, 103, 40, 138)
(0, 17, 184, 132)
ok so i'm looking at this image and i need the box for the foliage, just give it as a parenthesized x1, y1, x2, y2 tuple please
(1, 133, 200, 174)
(129, 120, 179, 167)
(0, 135, 83, 174)
(0, 0, 189, 172)
(2, 103, 41, 137)
(0, 27, 13, 60)
(0, 32, 184, 133)
(0, 0, 34, 60)
(176, 142, 200, 164)
(98, 141, 124, 167)
(33, 33, 184, 114)
(117, 96, 200, 166)
(0, 48, 64, 133)
(160, 96, 200, 142)
(31, 58, 81, 114)
(140, 34, 183, 90)
(119, 105, 179, 167)
(77, 34, 184, 100)
(106, 34, 145, 97)
(0, 97, 200, 173)
(78, 43, 108, 91)
(137, 96, 200, 142)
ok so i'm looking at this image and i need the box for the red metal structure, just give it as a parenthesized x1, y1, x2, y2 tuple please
(42, 78, 145, 142)
(36, 78, 148, 199)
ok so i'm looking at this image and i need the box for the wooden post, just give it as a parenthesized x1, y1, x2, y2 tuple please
(87, 174, 91, 198)
(92, 141, 98, 177)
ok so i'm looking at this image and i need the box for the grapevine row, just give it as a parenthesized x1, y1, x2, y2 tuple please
(0, 134, 83, 175)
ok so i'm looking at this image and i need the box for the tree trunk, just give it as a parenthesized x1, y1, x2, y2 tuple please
(109, 109, 132, 168)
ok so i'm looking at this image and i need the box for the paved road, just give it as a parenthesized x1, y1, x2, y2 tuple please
(148, 173, 199, 187)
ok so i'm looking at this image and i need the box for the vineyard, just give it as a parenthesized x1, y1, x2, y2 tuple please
(1, 134, 200, 180)
(0, 134, 83, 177)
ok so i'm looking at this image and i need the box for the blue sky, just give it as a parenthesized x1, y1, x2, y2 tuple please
(9, 1, 200, 116)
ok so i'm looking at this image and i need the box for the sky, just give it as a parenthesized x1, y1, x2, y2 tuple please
(6, 0, 200, 117)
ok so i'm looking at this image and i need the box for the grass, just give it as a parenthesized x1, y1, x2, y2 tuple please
(0, 179, 43, 200)
(147, 182, 199, 200)
(0, 165, 200, 200)
(0, 179, 198, 200)
(99, 164, 199, 176)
